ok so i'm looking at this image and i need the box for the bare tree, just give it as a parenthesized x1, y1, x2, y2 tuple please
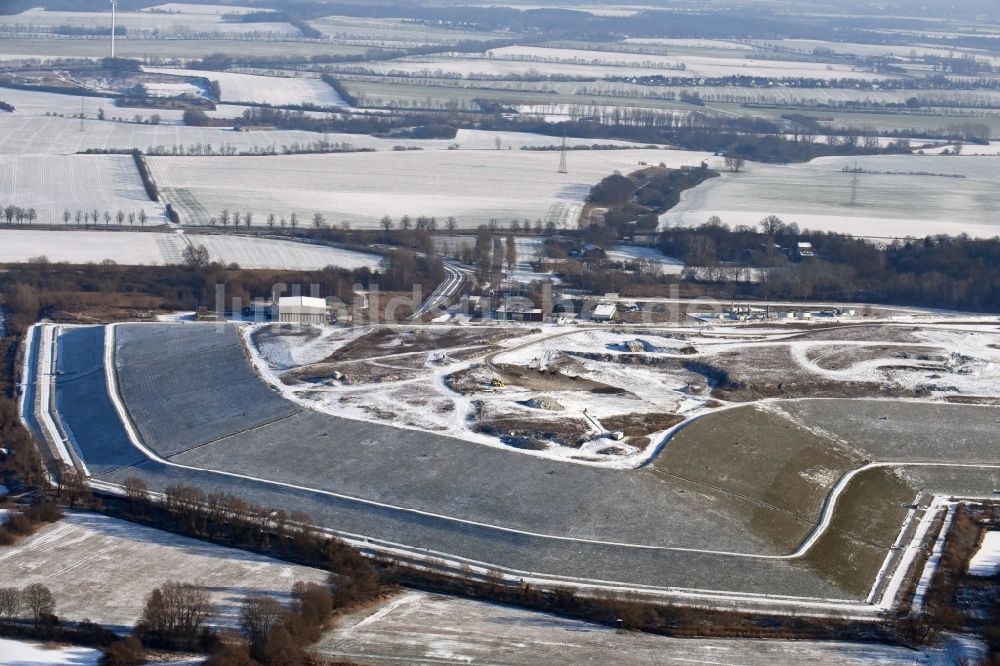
(380, 215, 394, 232)
(116, 209, 125, 226)
(487, 218, 499, 233)
(312, 212, 325, 229)
(267, 213, 276, 228)
(138, 209, 148, 227)
(399, 215, 411, 230)
(279, 216, 286, 228)
(758, 214, 785, 237)
(57, 463, 91, 507)
(183, 244, 211, 268)
(22, 583, 54, 627)
(505, 234, 516, 271)
(494, 135, 503, 150)
(239, 595, 285, 648)
(140, 582, 215, 642)
(244, 211, 253, 227)
(446, 216, 457, 235)
(92, 209, 99, 225)
(26, 208, 36, 225)
(128, 211, 136, 227)
(290, 212, 298, 230)
(220, 209, 230, 228)
(122, 476, 149, 512)
(724, 156, 745, 173)
(0, 588, 20, 624)
(63, 210, 71, 226)
(75, 209, 83, 226)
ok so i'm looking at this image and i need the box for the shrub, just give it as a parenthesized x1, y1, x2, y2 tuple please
(4, 513, 36, 536)
(100, 636, 146, 666)
(25, 502, 63, 523)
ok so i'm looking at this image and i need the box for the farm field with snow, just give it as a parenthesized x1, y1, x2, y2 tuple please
(317, 590, 986, 665)
(662, 154, 1000, 238)
(0, 153, 165, 226)
(186, 234, 383, 270)
(0, 229, 383, 269)
(308, 15, 514, 46)
(0, 37, 371, 62)
(0, 95, 652, 154)
(149, 148, 709, 228)
(0, 511, 327, 631)
(350, 45, 891, 81)
(0, 7, 300, 38)
(143, 67, 349, 107)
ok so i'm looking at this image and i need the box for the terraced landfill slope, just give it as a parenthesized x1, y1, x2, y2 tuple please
(40, 323, 1000, 603)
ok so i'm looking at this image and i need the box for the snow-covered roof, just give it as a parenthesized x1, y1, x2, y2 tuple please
(277, 296, 326, 310)
(593, 303, 617, 318)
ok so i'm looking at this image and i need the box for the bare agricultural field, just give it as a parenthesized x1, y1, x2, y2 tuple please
(0, 512, 328, 632)
(148, 148, 693, 228)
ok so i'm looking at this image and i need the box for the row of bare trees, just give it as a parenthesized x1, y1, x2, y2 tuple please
(59, 208, 150, 227)
(2, 205, 36, 225)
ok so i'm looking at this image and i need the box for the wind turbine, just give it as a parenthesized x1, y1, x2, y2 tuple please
(109, 0, 117, 58)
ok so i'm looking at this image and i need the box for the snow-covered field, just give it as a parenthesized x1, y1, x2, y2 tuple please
(607, 244, 684, 272)
(662, 155, 1000, 238)
(0, 99, 651, 154)
(149, 148, 712, 228)
(188, 234, 384, 270)
(0, 229, 177, 264)
(0, 512, 328, 630)
(0, 8, 299, 38)
(0, 229, 383, 269)
(969, 531, 1000, 576)
(143, 2, 267, 15)
(354, 46, 886, 81)
(0, 153, 166, 226)
(317, 590, 987, 665)
(144, 67, 349, 107)
(0, 638, 100, 666)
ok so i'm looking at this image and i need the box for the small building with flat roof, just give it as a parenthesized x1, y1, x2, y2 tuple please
(274, 296, 328, 324)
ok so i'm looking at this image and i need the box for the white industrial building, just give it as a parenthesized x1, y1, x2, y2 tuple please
(273, 296, 328, 324)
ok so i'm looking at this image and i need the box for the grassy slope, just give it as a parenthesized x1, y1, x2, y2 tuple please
(648, 404, 916, 598)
